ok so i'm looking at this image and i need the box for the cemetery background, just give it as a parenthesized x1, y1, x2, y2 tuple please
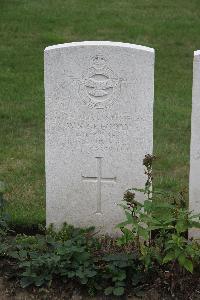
(0, 0, 200, 229)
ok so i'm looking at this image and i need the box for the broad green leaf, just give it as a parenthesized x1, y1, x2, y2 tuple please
(174, 248, 181, 258)
(104, 286, 113, 295)
(113, 286, 124, 296)
(183, 259, 193, 273)
(138, 226, 149, 240)
(86, 270, 97, 277)
(113, 272, 126, 282)
(8, 251, 19, 259)
(163, 252, 175, 264)
(175, 221, 187, 234)
(35, 276, 45, 287)
(67, 271, 75, 278)
(116, 220, 131, 228)
(20, 277, 33, 288)
(178, 253, 186, 266)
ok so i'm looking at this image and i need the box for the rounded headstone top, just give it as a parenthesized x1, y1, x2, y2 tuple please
(194, 50, 200, 56)
(44, 41, 154, 53)
(194, 50, 200, 62)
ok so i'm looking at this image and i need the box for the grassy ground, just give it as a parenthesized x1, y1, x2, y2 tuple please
(0, 0, 200, 228)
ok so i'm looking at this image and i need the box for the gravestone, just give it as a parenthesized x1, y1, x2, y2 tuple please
(45, 41, 154, 235)
(189, 50, 200, 239)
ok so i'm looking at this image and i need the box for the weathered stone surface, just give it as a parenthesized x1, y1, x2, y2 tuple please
(189, 50, 200, 239)
(45, 41, 154, 235)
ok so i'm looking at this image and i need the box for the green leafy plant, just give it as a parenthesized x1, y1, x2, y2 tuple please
(117, 154, 200, 274)
(103, 253, 139, 296)
(0, 223, 144, 297)
(11, 227, 98, 288)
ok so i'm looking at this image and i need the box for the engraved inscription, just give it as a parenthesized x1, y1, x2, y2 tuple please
(82, 157, 116, 213)
(79, 55, 122, 109)
(47, 111, 148, 153)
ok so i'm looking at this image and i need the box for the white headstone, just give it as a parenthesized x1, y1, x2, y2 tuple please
(45, 41, 154, 235)
(189, 50, 200, 239)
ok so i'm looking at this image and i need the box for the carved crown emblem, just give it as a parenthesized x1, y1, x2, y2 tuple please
(79, 55, 121, 109)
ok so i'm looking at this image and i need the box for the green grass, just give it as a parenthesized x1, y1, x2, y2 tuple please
(0, 0, 200, 228)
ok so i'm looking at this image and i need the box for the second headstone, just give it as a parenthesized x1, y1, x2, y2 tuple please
(189, 50, 200, 239)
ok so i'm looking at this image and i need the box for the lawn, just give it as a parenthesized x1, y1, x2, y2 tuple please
(0, 0, 200, 228)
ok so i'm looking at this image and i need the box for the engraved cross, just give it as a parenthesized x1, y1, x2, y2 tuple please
(82, 157, 116, 214)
